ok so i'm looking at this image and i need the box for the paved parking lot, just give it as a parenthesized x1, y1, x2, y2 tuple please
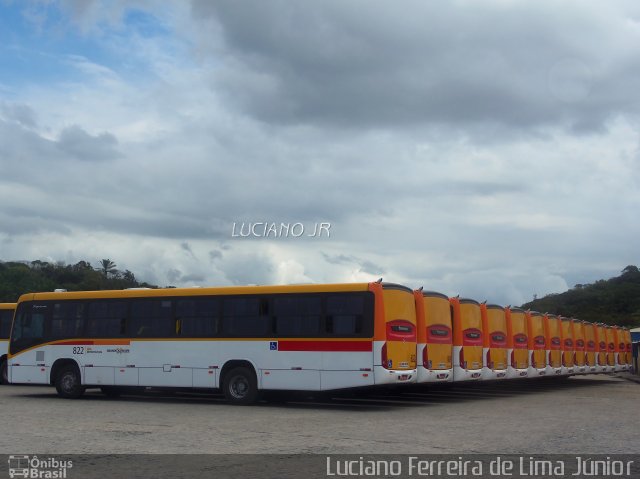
(0, 375, 637, 455)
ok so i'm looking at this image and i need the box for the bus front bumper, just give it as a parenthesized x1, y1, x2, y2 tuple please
(417, 366, 452, 383)
(374, 366, 417, 385)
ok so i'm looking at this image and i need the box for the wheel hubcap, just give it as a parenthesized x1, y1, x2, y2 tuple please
(230, 375, 248, 399)
(62, 373, 76, 392)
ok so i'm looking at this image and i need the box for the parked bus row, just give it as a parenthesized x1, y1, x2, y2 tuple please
(1, 282, 634, 404)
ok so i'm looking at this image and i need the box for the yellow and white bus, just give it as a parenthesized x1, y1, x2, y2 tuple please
(449, 297, 483, 381)
(543, 313, 562, 376)
(480, 303, 507, 380)
(505, 306, 528, 379)
(623, 327, 632, 370)
(526, 311, 547, 377)
(572, 320, 587, 374)
(595, 323, 610, 373)
(613, 326, 626, 372)
(583, 322, 597, 374)
(604, 325, 616, 371)
(560, 317, 575, 375)
(0, 303, 16, 384)
(8, 282, 418, 404)
(414, 290, 453, 383)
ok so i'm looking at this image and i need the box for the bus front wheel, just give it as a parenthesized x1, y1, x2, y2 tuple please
(55, 365, 85, 399)
(222, 367, 258, 405)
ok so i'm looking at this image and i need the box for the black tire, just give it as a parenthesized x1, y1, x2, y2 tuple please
(222, 366, 258, 405)
(100, 386, 122, 398)
(55, 365, 85, 399)
(0, 358, 7, 385)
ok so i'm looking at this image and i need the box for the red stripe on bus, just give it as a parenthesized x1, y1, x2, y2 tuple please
(278, 341, 372, 352)
(55, 341, 95, 346)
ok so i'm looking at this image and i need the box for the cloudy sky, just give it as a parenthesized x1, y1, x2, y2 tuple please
(1, 0, 639, 306)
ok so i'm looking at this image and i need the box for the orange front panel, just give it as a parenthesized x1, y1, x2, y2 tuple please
(613, 327, 625, 362)
(572, 321, 586, 366)
(527, 313, 546, 368)
(459, 302, 483, 370)
(560, 319, 575, 367)
(583, 322, 596, 367)
(544, 315, 562, 368)
(381, 288, 417, 370)
(506, 309, 528, 368)
(605, 326, 616, 366)
(482, 306, 507, 370)
(624, 329, 632, 365)
(421, 294, 452, 370)
(595, 325, 608, 366)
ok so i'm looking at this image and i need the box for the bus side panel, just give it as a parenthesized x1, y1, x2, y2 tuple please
(9, 348, 49, 384)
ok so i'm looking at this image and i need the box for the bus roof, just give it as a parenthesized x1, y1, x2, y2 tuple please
(381, 283, 413, 293)
(459, 298, 480, 305)
(507, 306, 524, 313)
(0, 303, 16, 309)
(17, 283, 373, 303)
(420, 290, 449, 300)
(486, 304, 504, 310)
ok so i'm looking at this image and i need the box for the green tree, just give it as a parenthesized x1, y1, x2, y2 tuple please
(97, 259, 118, 278)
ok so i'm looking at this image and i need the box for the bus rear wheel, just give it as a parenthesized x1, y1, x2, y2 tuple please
(55, 365, 85, 399)
(222, 367, 258, 405)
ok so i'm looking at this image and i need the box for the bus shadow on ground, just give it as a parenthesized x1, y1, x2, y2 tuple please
(11, 375, 624, 411)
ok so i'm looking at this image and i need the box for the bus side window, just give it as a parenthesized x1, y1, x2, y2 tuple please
(130, 300, 174, 337)
(86, 301, 128, 337)
(222, 297, 272, 337)
(273, 295, 322, 336)
(50, 302, 85, 339)
(0, 310, 12, 339)
(326, 294, 365, 336)
(176, 298, 219, 337)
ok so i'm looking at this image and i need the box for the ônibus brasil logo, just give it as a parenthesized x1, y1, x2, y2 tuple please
(8, 455, 73, 478)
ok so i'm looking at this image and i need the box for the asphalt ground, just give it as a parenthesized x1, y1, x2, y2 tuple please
(0, 374, 637, 455)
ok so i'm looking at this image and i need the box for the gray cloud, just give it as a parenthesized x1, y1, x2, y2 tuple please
(191, 0, 640, 134)
(322, 253, 385, 276)
(0, 102, 38, 128)
(57, 125, 121, 161)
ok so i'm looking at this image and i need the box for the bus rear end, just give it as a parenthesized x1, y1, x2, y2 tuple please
(480, 304, 507, 380)
(572, 320, 587, 374)
(0, 303, 16, 385)
(373, 283, 417, 385)
(543, 314, 562, 376)
(505, 307, 528, 378)
(583, 322, 597, 373)
(526, 311, 547, 377)
(613, 326, 626, 372)
(605, 325, 616, 370)
(414, 290, 452, 383)
(450, 297, 483, 381)
(560, 317, 575, 375)
(624, 328, 632, 370)
(595, 323, 608, 373)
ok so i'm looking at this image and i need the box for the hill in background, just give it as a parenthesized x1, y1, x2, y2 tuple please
(0, 259, 157, 302)
(2, 260, 639, 327)
(521, 265, 640, 327)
